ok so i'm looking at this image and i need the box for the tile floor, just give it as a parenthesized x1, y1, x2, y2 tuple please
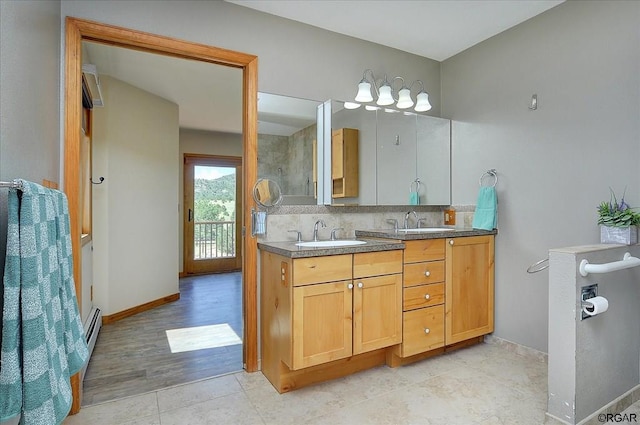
(65, 341, 554, 425)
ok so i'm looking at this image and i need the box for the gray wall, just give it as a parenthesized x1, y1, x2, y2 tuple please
(61, 0, 441, 115)
(0, 0, 62, 348)
(441, 0, 640, 352)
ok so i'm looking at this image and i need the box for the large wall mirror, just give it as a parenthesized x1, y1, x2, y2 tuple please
(257, 93, 322, 205)
(329, 100, 451, 206)
(256, 95, 451, 207)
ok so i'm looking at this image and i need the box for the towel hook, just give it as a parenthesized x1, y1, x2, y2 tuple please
(90, 177, 105, 185)
(479, 169, 497, 187)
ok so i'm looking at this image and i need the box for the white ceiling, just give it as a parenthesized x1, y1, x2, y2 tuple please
(226, 0, 564, 61)
(83, 1, 563, 134)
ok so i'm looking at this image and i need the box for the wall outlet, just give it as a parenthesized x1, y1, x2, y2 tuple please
(444, 209, 456, 225)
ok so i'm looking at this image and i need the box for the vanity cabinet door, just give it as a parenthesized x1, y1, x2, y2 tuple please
(445, 235, 495, 345)
(352, 273, 402, 355)
(291, 280, 353, 369)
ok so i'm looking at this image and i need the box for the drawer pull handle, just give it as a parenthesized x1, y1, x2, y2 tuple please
(424, 294, 430, 300)
(357, 282, 364, 288)
(449, 239, 454, 245)
(348, 283, 354, 290)
(424, 328, 430, 334)
(424, 271, 431, 277)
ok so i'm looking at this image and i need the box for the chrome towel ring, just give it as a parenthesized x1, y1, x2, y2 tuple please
(479, 169, 498, 187)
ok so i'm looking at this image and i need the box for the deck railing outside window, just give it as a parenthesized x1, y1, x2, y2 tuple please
(194, 220, 235, 259)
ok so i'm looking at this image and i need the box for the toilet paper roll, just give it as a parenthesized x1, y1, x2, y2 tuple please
(583, 296, 609, 316)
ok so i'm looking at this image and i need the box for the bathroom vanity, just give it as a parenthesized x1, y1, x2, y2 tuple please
(258, 229, 496, 393)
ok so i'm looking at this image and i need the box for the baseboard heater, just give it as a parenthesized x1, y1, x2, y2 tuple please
(81, 306, 102, 382)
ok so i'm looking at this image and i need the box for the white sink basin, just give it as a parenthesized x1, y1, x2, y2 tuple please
(397, 228, 455, 233)
(296, 240, 367, 248)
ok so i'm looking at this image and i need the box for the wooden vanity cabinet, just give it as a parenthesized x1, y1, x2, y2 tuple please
(445, 235, 495, 345)
(393, 239, 446, 358)
(392, 234, 495, 360)
(263, 249, 403, 378)
(331, 128, 359, 198)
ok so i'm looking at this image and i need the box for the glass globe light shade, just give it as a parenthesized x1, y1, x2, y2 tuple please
(376, 84, 394, 106)
(396, 87, 414, 109)
(414, 91, 432, 112)
(355, 81, 373, 103)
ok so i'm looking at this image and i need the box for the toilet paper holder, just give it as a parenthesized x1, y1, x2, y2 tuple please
(580, 284, 598, 320)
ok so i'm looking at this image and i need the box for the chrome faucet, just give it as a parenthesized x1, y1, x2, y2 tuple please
(417, 218, 428, 229)
(330, 227, 344, 241)
(386, 218, 399, 232)
(404, 211, 418, 229)
(313, 219, 326, 241)
(288, 229, 303, 242)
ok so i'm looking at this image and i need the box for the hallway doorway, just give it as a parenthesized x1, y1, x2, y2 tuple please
(65, 18, 258, 412)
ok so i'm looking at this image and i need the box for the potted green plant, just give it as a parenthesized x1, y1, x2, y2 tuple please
(597, 188, 640, 245)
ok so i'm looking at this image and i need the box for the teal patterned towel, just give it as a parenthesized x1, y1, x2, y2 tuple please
(1, 180, 89, 425)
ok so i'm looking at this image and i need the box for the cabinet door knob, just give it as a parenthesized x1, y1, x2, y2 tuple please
(424, 270, 431, 277)
(449, 239, 454, 245)
(348, 283, 354, 289)
(424, 328, 430, 334)
(424, 294, 430, 300)
(357, 282, 364, 288)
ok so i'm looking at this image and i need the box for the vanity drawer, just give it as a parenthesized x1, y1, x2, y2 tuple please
(353, 250, 403, 278)
(403, 260, 445, 287)
(403, 283, 445, 311)
(292, 254, 352, 286)
(396, 305, 445, 357)
(403, 239, 445, 264)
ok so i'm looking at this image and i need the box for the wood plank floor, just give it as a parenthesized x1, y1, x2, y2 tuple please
(82, 272, 243, 406)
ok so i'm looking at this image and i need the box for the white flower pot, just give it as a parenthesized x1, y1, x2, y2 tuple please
(600, 225, 638, 245)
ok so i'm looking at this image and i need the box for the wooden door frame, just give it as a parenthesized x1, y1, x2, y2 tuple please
(64, 17, 258, 413)
(183, 154, 243, 274)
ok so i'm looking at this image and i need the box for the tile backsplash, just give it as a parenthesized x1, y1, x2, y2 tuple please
(256, 205, 475, 243)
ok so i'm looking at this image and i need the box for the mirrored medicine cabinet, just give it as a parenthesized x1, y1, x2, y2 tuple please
(256, 92, 451, 207)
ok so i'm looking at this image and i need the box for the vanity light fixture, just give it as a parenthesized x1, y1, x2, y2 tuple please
(350, 69, 432, 113)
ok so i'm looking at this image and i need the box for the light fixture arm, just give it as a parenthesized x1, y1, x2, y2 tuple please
(408, 80, 425, 92)
(360, 69, 380, 97)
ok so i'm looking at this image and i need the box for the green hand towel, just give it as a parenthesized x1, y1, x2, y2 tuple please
(472, 186, 497, 230)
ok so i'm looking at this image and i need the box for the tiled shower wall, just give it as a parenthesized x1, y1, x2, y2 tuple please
(257, 124, 316, 199)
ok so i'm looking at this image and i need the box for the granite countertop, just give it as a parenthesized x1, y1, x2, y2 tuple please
(257, 238, 405, 258)
(354, 227, 498, 240)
